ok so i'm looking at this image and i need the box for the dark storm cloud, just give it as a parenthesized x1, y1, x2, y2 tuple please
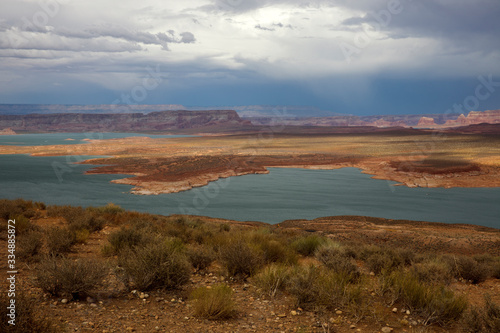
(339, 0, 500, 51)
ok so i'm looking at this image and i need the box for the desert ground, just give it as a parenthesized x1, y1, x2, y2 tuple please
(1, 200, 499, 333)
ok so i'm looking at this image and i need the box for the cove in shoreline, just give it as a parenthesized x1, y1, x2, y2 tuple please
(0, 152, 499, 228)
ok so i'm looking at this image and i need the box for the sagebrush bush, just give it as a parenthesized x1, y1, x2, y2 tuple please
(462, 297, 500, 333)
(315, 244, 359, 280)
(17, 230, 43, 261)
(454, 256, 489, 284)
(191, 284, 236, 320)
(286, 265, 363, 310)
(46, 227, 76, 255)
(219, 238, 263, 278)
(491, 259, 500, 279)
(251, 263, 292, 297)
(35, 256, 107, 300)
(411, 259, 453, 285)
(258, 239, 298, 265)
(366, 253, 391, 275)
(387, 270, 467, 326)
(187, 244, 216, 271)
(291, 234, 326, 257)
(118, 239, 191, 291)
(68, 214, 106, 233)
(106, 226, 151, 254)
(0, 290, 59, 332)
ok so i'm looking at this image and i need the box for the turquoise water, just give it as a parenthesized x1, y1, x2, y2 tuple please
(0, 132, 192, 146)
(0, 134, 499, 228)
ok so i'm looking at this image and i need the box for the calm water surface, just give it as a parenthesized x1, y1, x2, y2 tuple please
(0, 134, 499, 228)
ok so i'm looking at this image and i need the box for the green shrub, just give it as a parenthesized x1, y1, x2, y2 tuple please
(291, 235, 326, 257)
(462, 297, 500, 333)
(118, 240, 191, 291)
(388, 271, 468, 326)
(35, 256, 107, 300)
(191, 284, 236, 320)
(46, 227, 76, 255)
(0, 290, 59, 332)
(251, 263, 292, 297)
(219, 238, 263, 278)
(187, 244, 216, 271)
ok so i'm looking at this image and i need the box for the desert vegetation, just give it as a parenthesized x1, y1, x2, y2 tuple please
(1, 198, 499, 332)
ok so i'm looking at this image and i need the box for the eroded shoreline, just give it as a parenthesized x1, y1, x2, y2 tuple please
(0, 131, 499, 194)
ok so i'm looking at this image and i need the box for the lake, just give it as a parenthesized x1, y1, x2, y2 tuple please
(0, 133, 499, 228)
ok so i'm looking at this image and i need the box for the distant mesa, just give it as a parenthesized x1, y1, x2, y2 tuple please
(0, 110, 250, 133)
(0, 128, 16, 135)
(417, 116, 437, 127)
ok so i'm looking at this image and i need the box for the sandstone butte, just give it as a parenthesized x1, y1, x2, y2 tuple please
(415, 109, 500, 128)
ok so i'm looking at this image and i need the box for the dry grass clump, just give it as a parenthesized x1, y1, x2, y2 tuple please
(35, 256, 107, 300)
(251, 263, 292, 297)
(462, 297, 500, 333)
(191, 284, 237, 320)
(386, 270, 468, 326)
(0, 290, 60, 333)
(118, 239, 191, 291)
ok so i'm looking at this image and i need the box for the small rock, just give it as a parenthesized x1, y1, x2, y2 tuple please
(350, 324, 356, 329)
(90, 303, 97, 308)
(406, 310, 411, 315)
(392, 307, 398, 313)
(277, 314, 286, 318)
(381, 327, 393, 333)
(291, 311, 297, 316)
(410, 320, 418, 326)
(61, 299, 68, 304)
(400, 319, 409, 326)
(369, 271, 375, 276)
(335, 310, 343, 315)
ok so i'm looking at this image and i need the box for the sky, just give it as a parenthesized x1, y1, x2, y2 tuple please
(1, 0, 500, 115)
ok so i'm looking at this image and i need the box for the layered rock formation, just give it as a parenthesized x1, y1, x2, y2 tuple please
(417, 117, 437, 127)
(0, 128, 16, 135)
(416, 109, 500, 128)
(0, 110, 250, 132)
